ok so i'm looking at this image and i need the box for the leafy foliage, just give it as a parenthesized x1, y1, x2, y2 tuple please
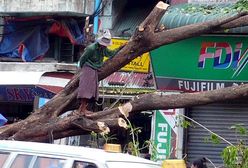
(88, 131, 117, 148)
(181, 0, 248, 15)
(176, 114, 248, 167)
(204, 134, 221, 144)
(124, 117, 158, 159)
(233, 0, 248, 12)
(175, 115, 192, 129)
(101, 133, 117, 144)
(88, 131, 98, 148)
(222, 146, 239, 168)
(222, 124, 248, 168)
(230, 124, 247, 136)
(89, 118, 157, 160)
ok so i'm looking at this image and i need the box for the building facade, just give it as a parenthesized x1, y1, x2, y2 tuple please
(0, 0, 157, 156)
(151, 0, 248, 166)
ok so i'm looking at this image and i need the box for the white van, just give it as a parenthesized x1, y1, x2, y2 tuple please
(0, 140, 161, 168)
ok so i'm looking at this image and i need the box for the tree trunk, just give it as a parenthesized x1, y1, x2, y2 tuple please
(1, 2, 248, 142)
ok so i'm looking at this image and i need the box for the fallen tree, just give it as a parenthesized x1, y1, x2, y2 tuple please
(1, 1, 248, 142)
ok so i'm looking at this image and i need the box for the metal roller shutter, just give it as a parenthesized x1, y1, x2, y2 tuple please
(187, 99, 248, 167)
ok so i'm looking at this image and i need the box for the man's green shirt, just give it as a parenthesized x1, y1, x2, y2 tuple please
(79, 42, 119, 69)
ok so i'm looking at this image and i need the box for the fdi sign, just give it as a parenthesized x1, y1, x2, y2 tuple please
(150, 36, 248, 92)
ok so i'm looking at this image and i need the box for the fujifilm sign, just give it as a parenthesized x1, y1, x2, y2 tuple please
(189, 0, 237, 4)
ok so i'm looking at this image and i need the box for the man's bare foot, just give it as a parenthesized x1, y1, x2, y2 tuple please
(73, 110, 83, 116)
(83, 110, 94, 116)
(75, 107, 93, 116)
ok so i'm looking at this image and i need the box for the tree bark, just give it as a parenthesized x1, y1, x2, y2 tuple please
(1, 1, 248, 142)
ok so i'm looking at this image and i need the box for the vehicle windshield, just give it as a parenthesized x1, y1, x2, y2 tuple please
(106, 161, 161, 168)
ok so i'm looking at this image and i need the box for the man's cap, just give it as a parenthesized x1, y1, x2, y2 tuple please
(97, 29, 112, 47)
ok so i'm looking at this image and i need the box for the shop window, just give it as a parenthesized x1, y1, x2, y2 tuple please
(33, 156, 66, 168)
(10, 154, 33, 168)
(44, 35, 80, 63)
(58, 38, 77, 63)
(0, 152, 10, 167)
(72, 161, 97, 168)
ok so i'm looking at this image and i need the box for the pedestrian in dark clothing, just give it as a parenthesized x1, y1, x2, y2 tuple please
(77, 29, 123, 115)
(191, 157, 208, 168)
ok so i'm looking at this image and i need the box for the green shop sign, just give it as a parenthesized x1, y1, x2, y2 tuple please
(150, 36, 248, 92)
(153, 110, 172, 161)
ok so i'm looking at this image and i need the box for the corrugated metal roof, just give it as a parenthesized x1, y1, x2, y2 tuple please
(39, 71, 155, 93)
(39, 71, 155, 95)
(161, 3, 248, 33)
(102, 71, 154, 90)
(112, 3, 248, 36)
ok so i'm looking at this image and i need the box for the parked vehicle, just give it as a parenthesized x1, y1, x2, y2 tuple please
(0, 140, 161, 168)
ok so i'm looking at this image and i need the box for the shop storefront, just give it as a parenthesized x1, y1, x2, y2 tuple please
(150, 35, 248, 165)
(0, 71, 73, 124)
(186, 99, 248, 165)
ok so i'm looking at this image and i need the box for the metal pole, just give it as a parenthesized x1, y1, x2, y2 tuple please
(93, 0, 101, 34)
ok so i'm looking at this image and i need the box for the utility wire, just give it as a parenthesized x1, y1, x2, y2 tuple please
(91, 0, 103, 18)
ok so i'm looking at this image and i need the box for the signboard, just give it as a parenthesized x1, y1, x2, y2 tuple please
(105, 38, 150, 73)
(38, 97, 50, 108)
(0, 86, 54, 102)
(0, 113, 7, 126)
(153, 109, 181, 161)
(150, 36, 248, 92)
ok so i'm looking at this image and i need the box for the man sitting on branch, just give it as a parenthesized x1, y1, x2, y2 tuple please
(77, 29, 123, 115)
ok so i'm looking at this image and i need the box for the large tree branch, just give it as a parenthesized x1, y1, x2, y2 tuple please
(218, 15, 248, 30)
(138, 2, 169, 32)
(3, 83, 248, 141)
(151, 12, 248, 51)
(88, 83, 248, 120)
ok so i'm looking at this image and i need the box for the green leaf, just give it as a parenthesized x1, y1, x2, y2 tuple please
(230, 124, 247, 136)
(210, 134, 221, 144)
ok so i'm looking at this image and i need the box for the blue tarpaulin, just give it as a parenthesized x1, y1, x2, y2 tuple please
(0, 113, 7, 126)
(0, 18, 84, 62)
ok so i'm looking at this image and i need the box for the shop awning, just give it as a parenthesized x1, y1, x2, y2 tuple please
(0, 71, 155, 102)
(0, 71, 46, 85)
(38, 72, 73, 94)
(0, 71, 73, 102)
(0, 71, 73, 88)
(39, 71, 156, 95)
(0, 71, 72, 92)
(0, 71, 155, 89)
